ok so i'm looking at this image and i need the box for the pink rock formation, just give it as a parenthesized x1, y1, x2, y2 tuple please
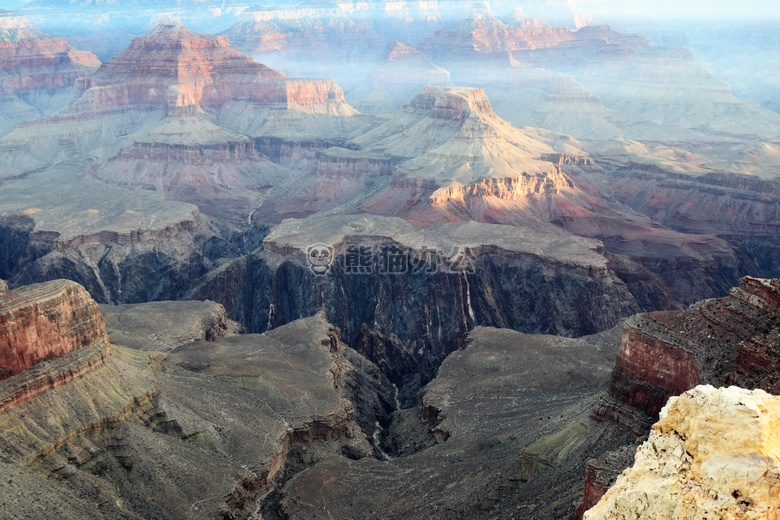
(0, 11, 99, 98)
(72, 21, 351, 116)
(419, 5, 650, 62)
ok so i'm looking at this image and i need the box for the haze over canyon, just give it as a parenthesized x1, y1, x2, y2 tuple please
(0, 1, 778, 519)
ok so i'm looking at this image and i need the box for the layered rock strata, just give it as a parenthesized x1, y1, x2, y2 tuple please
(574, 277, 780, 518)
(0, 279, 109, 412)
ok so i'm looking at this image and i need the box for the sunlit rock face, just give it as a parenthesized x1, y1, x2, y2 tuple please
(586, 384, 780, 520)
(573, 277, 780, 517)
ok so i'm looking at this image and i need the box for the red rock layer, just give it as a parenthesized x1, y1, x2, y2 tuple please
(0, 279, 108, 380)
(71, 21, 350, 115)
(0, 37, 100, 97)
(119, 141, 258, 165)
(575, 276, 780, 519)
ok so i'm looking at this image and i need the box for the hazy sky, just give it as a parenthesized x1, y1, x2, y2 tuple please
(7, 0, 780, 25)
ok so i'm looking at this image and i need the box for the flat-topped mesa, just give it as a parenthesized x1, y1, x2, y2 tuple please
(0, 12, 99, 98)
(585, 385, 780, 520)
(406, 86, 496, 122)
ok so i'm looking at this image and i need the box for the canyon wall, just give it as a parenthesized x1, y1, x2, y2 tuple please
(574, 276, 780, 517)
(0, 279, 109, 413)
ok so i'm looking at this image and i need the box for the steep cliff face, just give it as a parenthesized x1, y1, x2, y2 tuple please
(586, 385, 780, 520)
(594, 277, 780, 436)
(192, 214, 643, 393)
(0, 11, 99, 97)
(0, 279, 109, 413)
(0, 279, 107, 380)
(72, 20, 356, 117)
(575, 276, 780, 518)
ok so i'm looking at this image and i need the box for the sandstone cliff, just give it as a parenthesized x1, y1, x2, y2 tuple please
(0, 279, 107, 381)
(0, 11, 99, 135)
(574, 277, 780, 517)
(586, 385, 780, 520)
(0, 279, 109, 413)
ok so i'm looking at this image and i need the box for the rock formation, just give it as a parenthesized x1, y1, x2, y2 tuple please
(0, 279, 109, 412)
(192, 212, 644, 396)
(0, 10, 99, 136)
(269, 324, 633, 519)
(100, 300, 241, 351)
(586, 385, 780, 520)
(0, 303, 391, 519)
(573, 276, 780, 517)
(0, 279, 107, 380)
(221, 11, 385, 60)
(418, 4, 650, 64)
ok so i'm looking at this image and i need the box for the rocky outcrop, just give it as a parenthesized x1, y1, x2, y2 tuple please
(72, 21, 354, 117)
(192, 214, 644, 396)
(0, 279, 109, 412)
(418, 5, 651, 64)
(595, 276, 780, 435)
(0, 279, 7, 291)
(0, 279, 107, 380)
(0, 11, 99, 135)
(575, 277, 780, 518)
(572, 443, 640, 519)
(586, 385, 780, 519)
(0, 312, 388, 519)
(100, 299, 241, 351)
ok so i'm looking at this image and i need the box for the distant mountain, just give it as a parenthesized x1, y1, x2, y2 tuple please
(0, 10, 99, 136)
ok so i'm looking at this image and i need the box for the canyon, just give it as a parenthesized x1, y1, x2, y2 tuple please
(0, 2, 778, 519)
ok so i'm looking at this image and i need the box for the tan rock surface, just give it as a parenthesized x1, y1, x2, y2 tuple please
(586, 385, 780, 520)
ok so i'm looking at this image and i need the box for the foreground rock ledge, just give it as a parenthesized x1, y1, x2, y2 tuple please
(585, 385, 780, 520)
